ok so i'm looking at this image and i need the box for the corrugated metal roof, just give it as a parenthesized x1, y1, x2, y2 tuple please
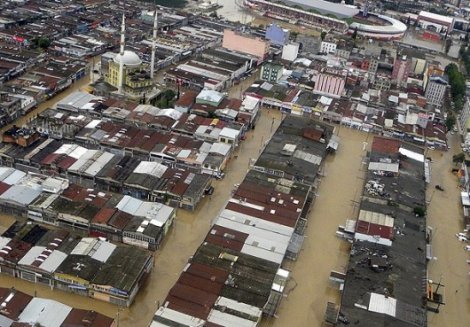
(368, 162, 399, 173)
(368, 292, 397, 317)
(0, 315, 13, 327)
(91, 241, 116, 263)
(219, 209, 294, 236)
(207, 309, 257, 327)
(134, 161, 167, 178)
(39, 250, 67, 273)
(219, 127, 239, 139)
(71, 238, 98, 256)
(152, 307, 205, 327)
(0, 237, 11, 249)
(399, 147, 424, 162)
(0, 185, 41, 206)
(358, 210, 394, 227)
(116, 196, 173, 227)
(2, 170, 26, 185)
(215, 296, 262, 319)
(209, 142, 231, 156)
(18, 246, 46, 266)
(293, 150, 322, 165)
(0, 167, 16, 182)
(18, 298, 72, 327)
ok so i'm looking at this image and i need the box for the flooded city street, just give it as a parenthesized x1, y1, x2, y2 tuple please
(0, 106, 283, 326)
(262, 127, 369, 326)
(426, 133, 470, 327)
(0, 3, 468, 322)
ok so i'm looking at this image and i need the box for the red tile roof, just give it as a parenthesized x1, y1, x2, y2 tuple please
(92, 208, 117, 225)
(371, 136, 401, 155)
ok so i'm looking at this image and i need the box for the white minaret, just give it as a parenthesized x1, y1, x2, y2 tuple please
(118, 13, 126, 94)
(150, 9, 158, 79)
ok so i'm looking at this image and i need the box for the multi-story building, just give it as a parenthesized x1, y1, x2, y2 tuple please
(222, 29, 269, 62)
(424, 75, 448, 107)
(261, 62, 283, 82)
(281, 42, 300, 62)
(320, 41, 337, 54)
(459, 97, 470, 133)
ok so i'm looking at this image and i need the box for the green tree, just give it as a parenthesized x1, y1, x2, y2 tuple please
(320, 31, 327, 41)
(36, 37, 51, 49)
(290, 31, 299, 42)
(460, 44, 466, 56)
(157, 89, 176, 108)
(445, 38, 452, 54)
(352, 27, 358, 40)
(445, 115, 456, 131)
(453, 152, 466, 163)
(413, 206, 426, 217)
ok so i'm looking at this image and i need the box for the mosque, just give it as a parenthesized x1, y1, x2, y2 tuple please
(94, 12, 160, 103)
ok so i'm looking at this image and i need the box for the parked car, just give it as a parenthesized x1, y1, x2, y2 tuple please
(214, 172, 225, 180)
(204, 186, 214, 195)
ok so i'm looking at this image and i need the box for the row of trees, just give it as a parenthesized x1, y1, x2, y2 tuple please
(459, 43, 470, 76)
(445, 63, 466, 112)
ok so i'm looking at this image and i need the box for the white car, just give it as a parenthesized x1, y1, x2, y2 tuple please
(465, 245, 470, 251)
(456, 234, 468, 242)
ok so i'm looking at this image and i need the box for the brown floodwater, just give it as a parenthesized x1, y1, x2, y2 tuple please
(1, 64, 468, 325)
(261, 126, 369, 326)
(0, 108, 284, 326)
(426, 133, 470, 327)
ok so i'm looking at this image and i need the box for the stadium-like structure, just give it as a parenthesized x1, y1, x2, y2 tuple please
(244, 0, 408, 40)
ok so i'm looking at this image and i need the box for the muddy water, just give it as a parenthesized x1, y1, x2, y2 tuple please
(0, 67, 93, 135)
(260, 127, 369, 326)
(217, 0, 255, 24)
(426, 133, 470, 327)
(0, 109, 283, 326)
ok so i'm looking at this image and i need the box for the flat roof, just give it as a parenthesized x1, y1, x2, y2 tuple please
(418, 11, 454, 25)
(340, 136, 427, 326)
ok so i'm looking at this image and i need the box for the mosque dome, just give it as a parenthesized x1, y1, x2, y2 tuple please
(114, 50, 142, 67)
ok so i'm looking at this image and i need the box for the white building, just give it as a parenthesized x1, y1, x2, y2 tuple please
(320, 41, 337, 54)
(424, 76, 448, 107)
(281, 43, 300, 62)
(417, 11, 454, 33)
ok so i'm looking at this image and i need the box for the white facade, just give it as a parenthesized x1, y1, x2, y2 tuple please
(281, 43, 300, 62)
(320, 41, 337, 54)
(425, 78, 447, 106)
